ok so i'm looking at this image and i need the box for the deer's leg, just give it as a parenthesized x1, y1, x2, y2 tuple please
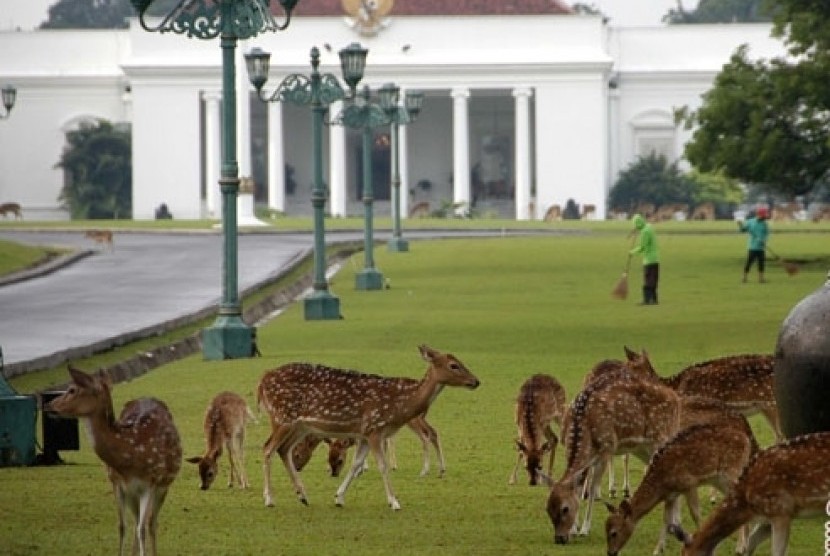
(744, 521, 771, 556)
(146, 487, 169, 556)
(115, 483, 127, 556)
(761, 405, 783, 441)
(262, 425, 291, 507)
(654, 496, 680, 556)
(408, 421, 431, 476)
(578, 459, 606, 536)
(369, 434, 400, 510)
(509, 451, 523, 485)
(236, 428, 249, 488)
(606, 456, 616, 499)
(335, 439, 371, 507)
(225, 438, 237, 488)
(544, 426, 558, 480)
(278, 430, 310, 506)
(427, 423, 445, 478)
(622, 454, 631, 498)
(768, 517, 791, 556)
(387, 436, 398, 471)
(684, 487, 701, 526)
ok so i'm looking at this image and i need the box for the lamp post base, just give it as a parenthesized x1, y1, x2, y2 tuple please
(202, 315, 256, 360)
(356, 268, 385, 290)
(387, 238, 409, 252)
(304, 291, 342, 320)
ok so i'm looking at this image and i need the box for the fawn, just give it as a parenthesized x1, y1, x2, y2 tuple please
(186, 391, 255, 490)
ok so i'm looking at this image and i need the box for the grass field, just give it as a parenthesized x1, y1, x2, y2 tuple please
(1, 227, 828, 555)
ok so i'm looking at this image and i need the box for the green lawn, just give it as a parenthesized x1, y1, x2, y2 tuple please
(1, 229, 828, 555)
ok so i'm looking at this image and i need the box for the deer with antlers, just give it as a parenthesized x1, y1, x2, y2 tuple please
(509, 373, 567, 486)
(257, 344, 480, 510)
(670, 431, 830, 556)
(186, 391, 255, 490)
(45, 366, 182, 556)
(604, 408, 759, 556)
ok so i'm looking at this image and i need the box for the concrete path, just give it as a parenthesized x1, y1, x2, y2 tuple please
(0, 230, 313, 367)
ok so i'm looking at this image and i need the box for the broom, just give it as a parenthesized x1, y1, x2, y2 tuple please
(611, 254, 632, 300)
(766, 246, 800, 276)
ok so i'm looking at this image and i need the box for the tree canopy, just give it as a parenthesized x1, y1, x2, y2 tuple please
(677, 1, 830, 198)
(664, 0, 773, 24)
(57, 120, 132, 219)
(607, 153, 699, 212)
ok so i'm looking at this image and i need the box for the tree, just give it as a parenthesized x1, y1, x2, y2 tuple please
(40, 0, 180, 29)
(607, 153, 699, 212)
(677, 42, 830, 198)
(57, 121, 132, 219)
(664, 0, 773, 24)
(41, 0, 134, 29)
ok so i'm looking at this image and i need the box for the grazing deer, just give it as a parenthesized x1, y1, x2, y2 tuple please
(0, 202, 22, 219)
(257, 344, 480, 510)
(186, 391, 255, 490)
(689, 202, 715, 220)
(544, 367, 732, 543)
(604, 411, 758, 556)
(625, 348, 781, 439)
(670, 431, 830, 556)
(291, 436, 356, 477)
(408, 201, 430, 218)
(45, 366, 182, 556)
(509, 373, 567, 486)
(86, 229, 114, 250)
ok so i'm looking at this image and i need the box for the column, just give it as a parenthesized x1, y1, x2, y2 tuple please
(203, 91, 222, 219)
(329, 100, 348, 217)
(399, 121, 410, 218)
(513, 87, 533, 220)
(451, 87, 470, 216)
(267, 100, 285, 212)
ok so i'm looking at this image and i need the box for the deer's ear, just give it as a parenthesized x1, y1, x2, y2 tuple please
(620, 499, 633, 516)
(623, 346, 637, 360)
(185, 456, 203, 465)
(68, 365, 93, 387)
(603, 501, 617, 514)
(96, 370, 113, 389)
(536, 470, 554, 487)
(419, 345, 436, 362)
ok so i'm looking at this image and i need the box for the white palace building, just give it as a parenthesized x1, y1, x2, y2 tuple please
(0, 1, 786, 222)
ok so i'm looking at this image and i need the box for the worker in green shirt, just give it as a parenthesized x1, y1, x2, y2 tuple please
(630, 214, 660, 305)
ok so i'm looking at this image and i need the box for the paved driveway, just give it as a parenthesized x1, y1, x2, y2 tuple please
(0, 230, 314, 367)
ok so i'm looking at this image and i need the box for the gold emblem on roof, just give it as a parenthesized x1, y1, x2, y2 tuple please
(342, 0, 394, 36)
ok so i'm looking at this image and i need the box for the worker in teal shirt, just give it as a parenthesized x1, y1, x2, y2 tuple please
(738, 206, 769, 283)
(630, 214, 660, 305)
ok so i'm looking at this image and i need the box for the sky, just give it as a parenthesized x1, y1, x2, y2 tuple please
(1, 0, 702, 31)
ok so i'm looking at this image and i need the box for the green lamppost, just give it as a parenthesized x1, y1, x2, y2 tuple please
(0, 85, 16, 119)
(129, 0, 299, 359)
(378, 83, 424, 253)
(333, 85, 390, 290)
(244, 43, 368, 319)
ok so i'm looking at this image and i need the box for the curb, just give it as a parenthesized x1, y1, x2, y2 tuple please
(0, 250, 95, 287)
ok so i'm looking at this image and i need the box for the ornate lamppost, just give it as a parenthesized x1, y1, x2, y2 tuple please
(333, 85, 390, 290)
(244, 43, 368, 319)
(0, 85, 16, 119)
(129, 0, 299, 359)
(378, 83, 423, 253)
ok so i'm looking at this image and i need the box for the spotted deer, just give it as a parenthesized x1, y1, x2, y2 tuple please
(257, 344, 480, 510)
(604, 409, 759, 556)
(624, 348, 781, 439)
(186, 391, 255, 490)
(670, 431, 830, 556)
(45, 366, 182, 556)
(509, 373, 567, 486)
(544, 369, 734, 543)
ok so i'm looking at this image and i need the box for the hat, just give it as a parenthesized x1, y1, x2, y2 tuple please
(633, 214, 646, 229)
(756, 207, 769, 219)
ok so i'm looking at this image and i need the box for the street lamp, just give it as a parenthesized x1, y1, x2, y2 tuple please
(333, 85, 390, 290)
(245, 43, 368, 319)
(129, 0, 299, 360)
(378, 83, 423, 252)
(0, 85, 16, 119)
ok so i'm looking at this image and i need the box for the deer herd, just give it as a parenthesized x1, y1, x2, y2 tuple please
(44, 344, 829, 556)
